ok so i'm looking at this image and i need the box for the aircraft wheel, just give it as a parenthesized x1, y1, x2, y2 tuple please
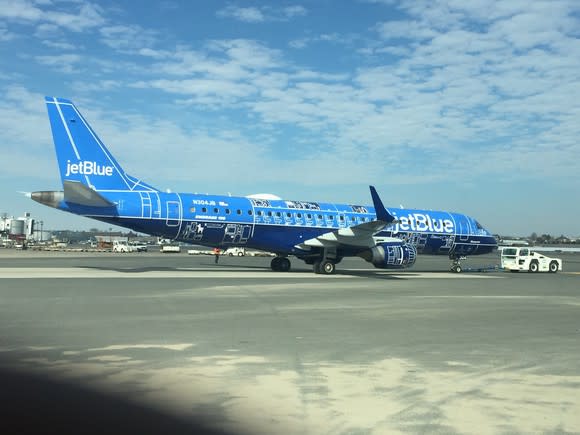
(278, 257, 291, 272)
(320, 261, 336, 275)
(271, 257, 281, 271)
(452, 265, 462, 273)
(529, 261, 539, 273)
(549, 261, 558, 273)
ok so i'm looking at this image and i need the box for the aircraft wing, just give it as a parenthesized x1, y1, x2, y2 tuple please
(295, 186, 397, 249)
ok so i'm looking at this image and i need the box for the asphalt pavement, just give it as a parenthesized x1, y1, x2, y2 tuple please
(0, 249, 579, 434)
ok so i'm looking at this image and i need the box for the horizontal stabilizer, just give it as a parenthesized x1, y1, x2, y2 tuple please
(63, 180, 114, 207)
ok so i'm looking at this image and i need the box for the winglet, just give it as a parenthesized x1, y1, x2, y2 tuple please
(370, 186, 395, 223)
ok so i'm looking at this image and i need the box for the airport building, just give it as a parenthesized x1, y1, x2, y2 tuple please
(0, 212, 38, 247)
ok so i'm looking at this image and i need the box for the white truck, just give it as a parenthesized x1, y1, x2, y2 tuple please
(500, 247, 562, 273)
(160, 244, 181, 253)
(113, 240, 134, 253)
(223, 247, 246, 256)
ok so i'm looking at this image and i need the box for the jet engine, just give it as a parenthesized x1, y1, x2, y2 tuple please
(359, 241, 417, 269)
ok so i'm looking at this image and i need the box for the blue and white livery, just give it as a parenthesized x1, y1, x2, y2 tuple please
(31, 97, 497, 274)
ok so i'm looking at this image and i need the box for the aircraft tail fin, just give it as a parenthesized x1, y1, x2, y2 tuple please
(44, 97, 158, 193)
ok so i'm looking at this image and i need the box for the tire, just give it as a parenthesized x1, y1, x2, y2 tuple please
(271, 257, 290, 272)
(529, 261, 539, 273)
(549, 261, 558, 273)
(237, 252, 243, 256)
(278, 257, 291, 272)
(320, 261, 335, 275)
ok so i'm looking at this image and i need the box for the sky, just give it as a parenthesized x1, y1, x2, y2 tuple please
(0, 0, 579, 237)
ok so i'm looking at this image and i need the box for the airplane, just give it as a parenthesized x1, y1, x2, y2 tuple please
(30, 97, 498, 274)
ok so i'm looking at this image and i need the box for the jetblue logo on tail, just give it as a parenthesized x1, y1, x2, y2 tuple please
(65, 160, 114, 177)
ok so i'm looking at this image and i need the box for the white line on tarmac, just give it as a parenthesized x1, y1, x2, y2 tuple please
(0, 267, 499, 279)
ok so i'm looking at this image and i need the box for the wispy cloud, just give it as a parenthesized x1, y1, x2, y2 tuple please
(35, 53, 82, 73)
(0, 0, 105, 32)
(99, 24, 158, 52)
(216, 4, 307, 23)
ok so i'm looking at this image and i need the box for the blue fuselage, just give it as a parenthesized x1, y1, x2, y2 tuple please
(59, 190, 497, 258)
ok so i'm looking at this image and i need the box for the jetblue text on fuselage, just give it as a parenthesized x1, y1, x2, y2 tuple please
(391, 212, 454, 234)
(65, 160, 114, 177)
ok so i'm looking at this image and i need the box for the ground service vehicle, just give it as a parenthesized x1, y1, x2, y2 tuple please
(501, 247, 562, 273)
(224, 247, 245, 256)
(160, 245, 181, 253)
(112, 240, 133, 253)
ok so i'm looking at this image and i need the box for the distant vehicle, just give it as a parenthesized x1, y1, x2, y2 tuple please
(129, 241, 148, 252)
(501, 247, 562, 273)
(113, 240, 133, 253)
(160, 245, 181, 253)
(224, 247, 245, 256)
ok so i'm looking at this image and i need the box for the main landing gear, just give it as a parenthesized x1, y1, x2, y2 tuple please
(313, 259, 336, 275)
(271, 256, 291, 272)
(311, 248, 340, 275)
(450, 255, 466, 273)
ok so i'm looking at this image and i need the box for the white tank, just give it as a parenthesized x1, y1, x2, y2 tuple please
(9, 219, 25, 235)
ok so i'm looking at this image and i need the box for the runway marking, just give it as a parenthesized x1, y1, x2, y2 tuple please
(0, 267, 500, 279)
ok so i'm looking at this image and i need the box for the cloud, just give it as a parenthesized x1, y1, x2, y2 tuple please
(216, 4, 307, 23)
(217, 5, 264, 23)
(99, 24, 158, 52)
(0, 0, 105, 32)
(35, 53, 82, 73)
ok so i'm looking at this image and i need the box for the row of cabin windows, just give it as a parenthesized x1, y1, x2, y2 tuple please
(190, 206, 371, 223)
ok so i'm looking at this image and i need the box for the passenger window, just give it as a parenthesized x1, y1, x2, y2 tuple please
(214, 208, 219, 213)
(236, 209, 241, 215)
(297, 213, 302, 218)
(225, 209, 230, 215)
(248, 210, 253, 216)
(202, 207, 207, 213)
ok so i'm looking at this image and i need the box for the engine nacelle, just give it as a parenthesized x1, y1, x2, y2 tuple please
(359, 241, 417, 269)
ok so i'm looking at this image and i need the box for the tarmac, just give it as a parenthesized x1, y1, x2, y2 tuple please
(1, 249, 579, 434)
